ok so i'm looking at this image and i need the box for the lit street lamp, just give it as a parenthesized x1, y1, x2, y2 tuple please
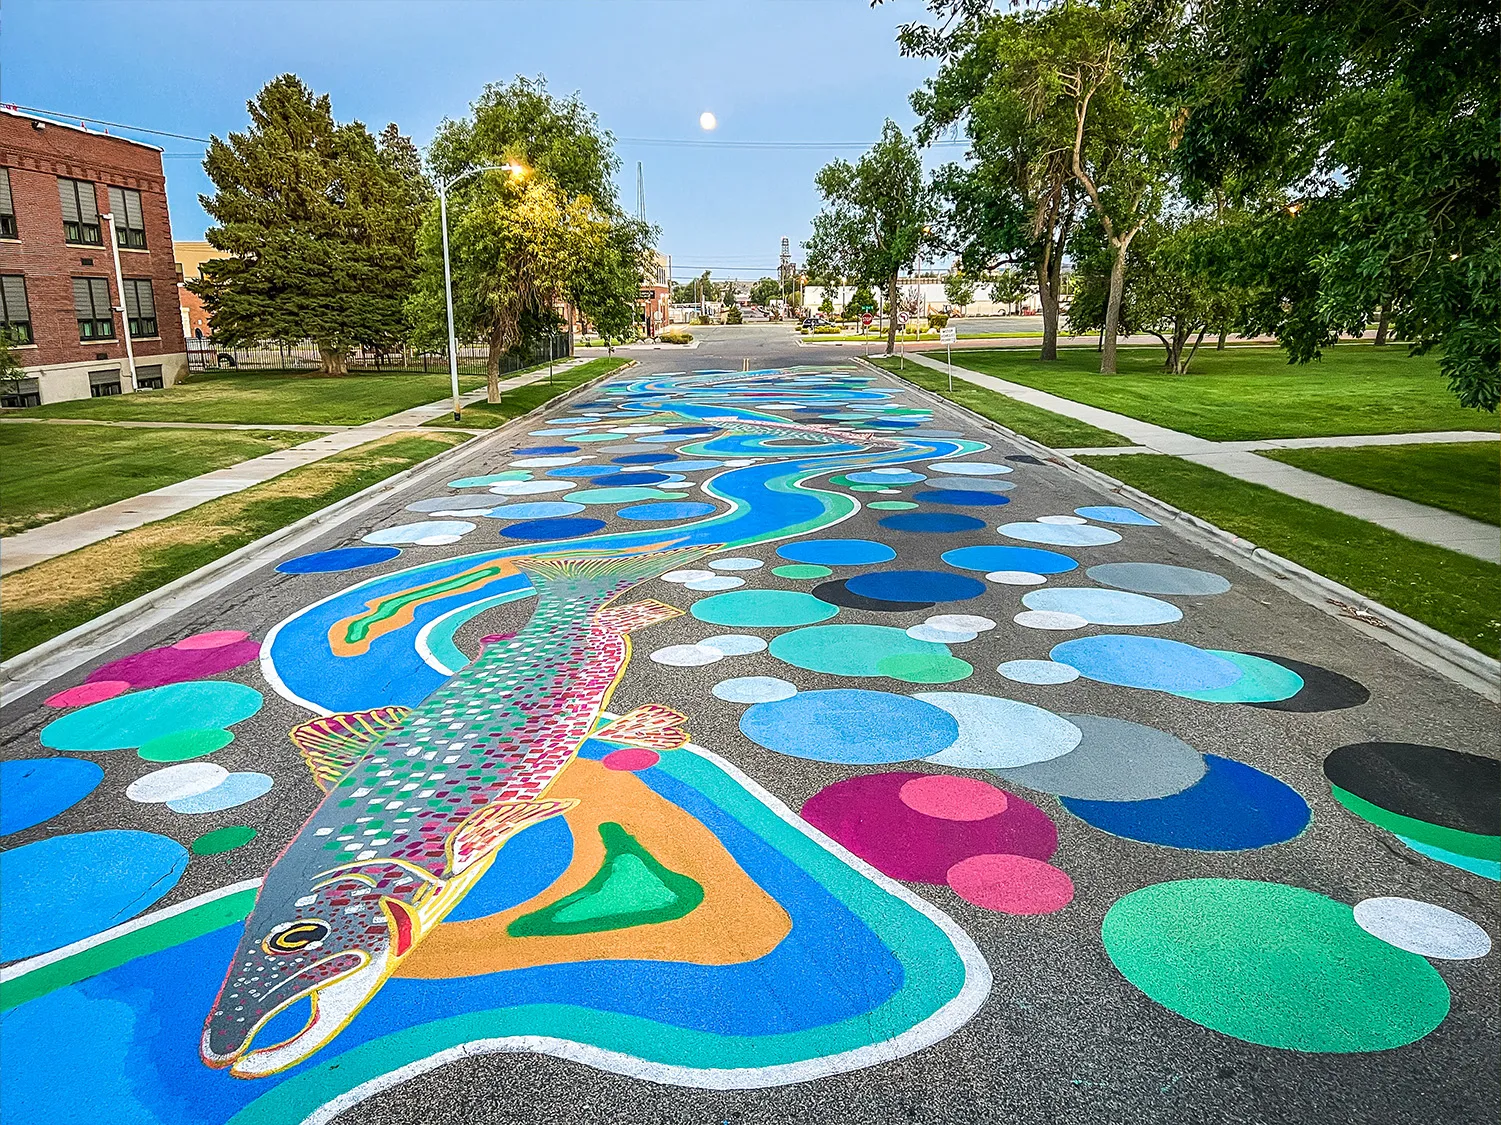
(436, 162, 527, 421)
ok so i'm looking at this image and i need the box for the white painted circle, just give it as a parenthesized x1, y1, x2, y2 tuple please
(1038, 514, 1089, 525)
(710, 557, 764, 571)
(1014, 610, 1089, 631)
(684, 575, 745, 591)
(1353, 897, 1492, 959)
(699, 634, 767, 656)
(414, 534, 463, 546)
(650, 644, 722, 667)
(714, 676, 797, 704)
(661, 569, 714, 584)
(127, 763, 229, 804)
(928, 614, 996, 633)
(998, 659, 1081, 685)
(986, 570, 1046, 585)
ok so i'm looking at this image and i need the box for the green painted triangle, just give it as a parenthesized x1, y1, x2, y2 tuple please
(507, 822, 704, 937)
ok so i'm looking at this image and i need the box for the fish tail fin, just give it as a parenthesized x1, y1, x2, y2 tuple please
(448, 798, 577, 874)
(515, 544, 720, 597)
(289, 706, 412, 793)
(594, 704, 689, 749)
(597, 599, 682, 633)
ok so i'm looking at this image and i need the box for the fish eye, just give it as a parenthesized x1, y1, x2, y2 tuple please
(262, 919, 330, 955)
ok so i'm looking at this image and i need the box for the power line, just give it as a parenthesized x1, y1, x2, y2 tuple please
(3, 103, 212, 143)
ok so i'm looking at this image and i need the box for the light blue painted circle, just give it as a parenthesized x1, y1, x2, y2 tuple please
(363, 521, 474, 545)
(167, 771, 274, 814)
(617, 501, 717, 521)
(1085, 562, 1233, 596)
(1051, 636, 1244, 693)
(480, 502, 586, 519)
(276, 546, 401, 574)
(941, 545, 1078, 574)
(775, 539, 897, 566)
(848, 470, 925, 484)
(1022, 588, 1183, 626)
(0, 759, 104, 835)
(927, 461, 1012, 476)
(665, 460, 723, 472)
(1075, 505, 1160, 526)
(713, 677, 799, 704)
(915, 692, 1082, 768)
(998, 660, 1081, 685)
(708, 557, 764, 571)
(740, 689, 958, 764)
(40, 681, 264, 752)
(999, 521, 1123, 547)
(0, 830, 189, 960)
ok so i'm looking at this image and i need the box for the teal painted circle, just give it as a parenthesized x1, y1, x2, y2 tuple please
(769, 624, 954, 679)
(691, 590, 838, 627)
(772, 564, 832, 579)
(1177, 652, 1305, 703)
(1102, 879, 1449, 1051)
(564, 487, 681, 504)
(40, 681, 263, 751)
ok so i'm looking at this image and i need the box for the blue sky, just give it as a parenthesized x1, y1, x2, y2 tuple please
(2, 0, 946, 282)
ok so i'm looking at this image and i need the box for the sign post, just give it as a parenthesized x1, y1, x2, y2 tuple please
(939, 325, 957, 390)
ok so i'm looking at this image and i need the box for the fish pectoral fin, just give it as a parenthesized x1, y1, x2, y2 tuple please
(594, 704, 690, 750)
(447, 798, 578, 875)
(596, 599, 683, 633)
(289, 706, 412, 794)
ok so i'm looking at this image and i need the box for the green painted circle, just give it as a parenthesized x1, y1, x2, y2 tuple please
(1177, 652, 1304, 703)
(875, 652, 973, 683)
(138, 728, 234, 762)
(1102, 879, 1449, 1052)
(691, 590, 838, 628)
(40, 681, 263, 751)
(769, 624, 961, 679)
(772, 564, 833, 580)
(190, 826, 258, 855)
(564, 487, 682, 504)
(869, 501, 918, 511)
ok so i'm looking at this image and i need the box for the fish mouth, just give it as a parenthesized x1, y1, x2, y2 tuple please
(201, 951, 387, 1079)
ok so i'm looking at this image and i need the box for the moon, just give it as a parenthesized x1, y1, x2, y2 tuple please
(699, 111, 717, 131)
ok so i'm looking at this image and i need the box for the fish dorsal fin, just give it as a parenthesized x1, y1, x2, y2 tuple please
(447, 798, 577, 875)
(594, 704, 689, 750)
(596, 600, 682, 633)
(288, 706, 411, 793)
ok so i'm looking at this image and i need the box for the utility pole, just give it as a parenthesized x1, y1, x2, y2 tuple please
(100, 212, 139, 392)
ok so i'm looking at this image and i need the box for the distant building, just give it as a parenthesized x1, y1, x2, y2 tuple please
(802, 276, 1040, 318)
(173, 239, 221, 340)
(0, 109, 188, 406)
(639, 251, 670, 336)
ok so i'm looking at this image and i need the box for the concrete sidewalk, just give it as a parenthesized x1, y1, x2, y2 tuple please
(0, 360, 584, 576)
(903, 350, 1500, 563)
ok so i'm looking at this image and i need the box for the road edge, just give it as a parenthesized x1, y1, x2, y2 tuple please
(861, 357, 1500, 702)
(0, 361, 636, 707)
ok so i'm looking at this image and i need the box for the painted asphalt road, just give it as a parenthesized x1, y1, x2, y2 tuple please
(1, 327, 1496, 1125)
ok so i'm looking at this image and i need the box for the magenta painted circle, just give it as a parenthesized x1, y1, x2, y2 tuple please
(899, 774, 1008, 821)
(602, 748, 660, 772)
(43, 680, 130, 709)
(946, 853, 1075, 914)
(173, 630, 250, 651)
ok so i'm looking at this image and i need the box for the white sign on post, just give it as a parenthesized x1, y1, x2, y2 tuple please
(939, 325, 957, 390)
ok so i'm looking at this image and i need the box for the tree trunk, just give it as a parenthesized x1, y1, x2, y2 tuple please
(1373, 297, 1392, 345)
(1100, 239, 1127, 374)
(485, 321, 504, 404)
(1216, 327, 1227, 350)
(318, 345, 348, 376)
(1037, 259, 1060, 361)
(885, 270, 900, 355)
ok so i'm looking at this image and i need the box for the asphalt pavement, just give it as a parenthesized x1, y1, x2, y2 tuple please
(1, 325, 1495, 1125)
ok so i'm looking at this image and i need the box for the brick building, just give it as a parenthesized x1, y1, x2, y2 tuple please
(0, 108, 188, 406)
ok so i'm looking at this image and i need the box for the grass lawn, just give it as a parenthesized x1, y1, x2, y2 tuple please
(1264, 442, 1499, 526)
(429, 357, 632, 429)
(0, 431, 468, 660)
(0, 423, 307, 536)
(10, 368, 489, 427)
(948, 344, 1498, 441)
(1077, 453, 1501, 656)
(867, 356, 1134, 450)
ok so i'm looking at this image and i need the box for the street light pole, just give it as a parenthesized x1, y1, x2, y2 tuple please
(101, 212, 139, 392)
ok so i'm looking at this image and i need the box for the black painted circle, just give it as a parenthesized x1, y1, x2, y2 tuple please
(1244, 654, 1370, 713)
(810, 579, 933, 614)
(1322, 742, 1499, 836)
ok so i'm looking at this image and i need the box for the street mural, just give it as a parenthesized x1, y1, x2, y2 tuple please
(1, 366, 1492, 1123)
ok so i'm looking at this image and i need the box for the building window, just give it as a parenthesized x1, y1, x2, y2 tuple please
(107, 186, 147, 249)
(73, 277, 115, 340)
(123, 278, 158, 337)
(59, 178, 103, 245)
(89, 369, 122, 397)
(1, 378, 40, 408)
(136, 364, 164, 390)
(0, 169, 16, 238)
(1, 275, 33, 344)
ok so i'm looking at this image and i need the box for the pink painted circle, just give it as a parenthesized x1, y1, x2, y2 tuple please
(946, 852, 1075, 914)
(602, 748, 660, 772)
(899, 774, 1008, 821)
(173, 630, 250, 651)
(43, 680, 131, 709)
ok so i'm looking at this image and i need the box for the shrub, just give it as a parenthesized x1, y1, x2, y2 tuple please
(814, 324, 841, 334)
(659, 330, 693, 344)
(928, 312, 949, 329)
(725, 306, 743, 325)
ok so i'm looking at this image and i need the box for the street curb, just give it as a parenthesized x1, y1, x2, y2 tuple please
(0, 360, 635, 707)
(859, 356, 1500, 702)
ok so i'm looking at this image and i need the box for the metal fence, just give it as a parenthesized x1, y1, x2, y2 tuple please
(186, 333, 572, 375)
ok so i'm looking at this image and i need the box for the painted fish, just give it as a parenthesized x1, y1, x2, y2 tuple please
(201, 545, 713, 1078)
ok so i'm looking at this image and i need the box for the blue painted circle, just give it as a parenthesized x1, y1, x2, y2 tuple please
(545, 465, 621, 479)
(914, 489, 1012, 507)
(941, 545, 1078, 574)
(1061, 754, 1311, 850)
(848, 470, 925, 484)
(514, 445, 580, 455)
(740, 689, 959, 764)
(1050, 635, 1244, 693)
(499, 517, 607, 541)
(878, 512, 987, 534)
(0, 830, 189, 960)
(844, 570, 987, 604)
(276, 546, 400, 574)
(775, 539, 897, 565)
(617, 501, 717, 521)
(0, 759, 104, 835)
(608, 471, 671, 486)
(665, 425, 716, 435)
(613, 453, 677, 465)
